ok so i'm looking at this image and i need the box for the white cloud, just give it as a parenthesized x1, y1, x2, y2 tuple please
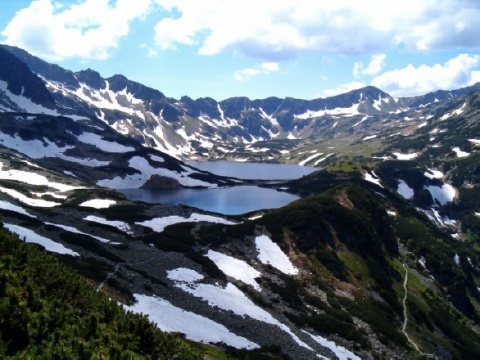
(323, 81, 367, 97)
(152, 0, 480, 60)
(371, 54, 480, 96)
(234, 62, 280, 81)
(261, 62, 280, 72)
(353, 54, 386, 78)
(1, 0, 151, 61)
(147, 48, 158, 57)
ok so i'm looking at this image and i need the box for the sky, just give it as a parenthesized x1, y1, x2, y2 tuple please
(0, 0, 480, 101)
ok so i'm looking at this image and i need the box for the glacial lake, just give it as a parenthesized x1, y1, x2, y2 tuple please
(119, 186, 299, 215)
(186, 161, 316, 180)
(119, 162, 316, 215)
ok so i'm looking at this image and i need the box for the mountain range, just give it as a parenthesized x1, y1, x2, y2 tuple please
(0, 44, 480, 359)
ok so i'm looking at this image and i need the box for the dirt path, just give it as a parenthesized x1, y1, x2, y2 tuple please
(97, 262, 121, 291)
(402, 263, 420, 353)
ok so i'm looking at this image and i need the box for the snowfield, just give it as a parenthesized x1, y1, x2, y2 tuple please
(4, 223, 79, 257)
(167, 268, 312, 351)
(124, 294, 259, 349)
(136, 213, 236, 233)
(255, 235, 299, 275)
(206, 250, 261, 291)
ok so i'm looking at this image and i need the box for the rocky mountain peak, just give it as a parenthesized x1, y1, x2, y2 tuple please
(74, 68, 106, 90)
(0, 47, 56, 109)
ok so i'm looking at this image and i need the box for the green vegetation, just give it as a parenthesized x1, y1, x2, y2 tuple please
(0, 221, 204, 359)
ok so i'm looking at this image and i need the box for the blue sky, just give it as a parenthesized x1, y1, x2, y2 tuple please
(1, 0, 480, 101)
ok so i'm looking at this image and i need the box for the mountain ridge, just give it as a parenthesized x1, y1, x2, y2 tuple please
(3, 43, 478, 162)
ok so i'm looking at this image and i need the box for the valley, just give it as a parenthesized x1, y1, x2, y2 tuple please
(1, 44, 480, 359)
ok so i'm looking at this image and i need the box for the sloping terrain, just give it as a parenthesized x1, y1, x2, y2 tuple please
(0, 44, 480, 359)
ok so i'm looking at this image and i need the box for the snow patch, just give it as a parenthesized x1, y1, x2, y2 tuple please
(0, 163, 78, 192)
(0, 200, 36, 218)
(255, 235, 298, 275)
(45, 221, 114, 244)
(362, 134, 377, 141)
(364, 171, 383, 187)
(295, 104, 360, 119)
(206, 250, 261, 291)
(454, 254, 460, 266)
(0, 187, 60, 207)
(452, 147, 470, 158)
(80, 199, 116, 209)
(4, 223, 79, 256)
(77, 132, 134, 153)
(149, 154, 165, 163)
(136, 213, 236, 233)
(0, 133, 109, 167)
(425, 184, 456, 205)
(124, 294, 259, 349)
(424, 168, 444, 179)
(84, 215, 132, 234)
(417, 121, 428, 128)
(393, 152, 418, 160)
(397, 180, 414, 200)
(299, 153, 323, 166)
(303, 330, 360, 360)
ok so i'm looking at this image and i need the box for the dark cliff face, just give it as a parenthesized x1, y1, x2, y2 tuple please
(75, 69, 106, 90)
(0, 44, 79, 89)
(107, 74, 166, 101)
(0, 47, 56, 109)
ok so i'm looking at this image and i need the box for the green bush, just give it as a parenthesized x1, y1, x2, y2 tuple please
(0, 222, 203, 359)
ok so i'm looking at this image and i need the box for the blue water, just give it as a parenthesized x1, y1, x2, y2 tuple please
(119, 162, 312, 215)
(187, 161, 316, 180)
(119, 186, 298, 215)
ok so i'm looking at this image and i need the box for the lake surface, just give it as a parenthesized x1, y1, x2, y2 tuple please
(119, 186, 299, 215)
(120, 162, 313, 215)
(187, 161, 316, 180)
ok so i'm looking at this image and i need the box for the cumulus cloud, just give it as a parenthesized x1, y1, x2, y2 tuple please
(234, 62, 280, 81)
(1, 0, 151, 60)
(371, 54, 480, 96)
(152, 0, 480, 60)
(322, 81, 367, 97)
(354, 54, 386, 78)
